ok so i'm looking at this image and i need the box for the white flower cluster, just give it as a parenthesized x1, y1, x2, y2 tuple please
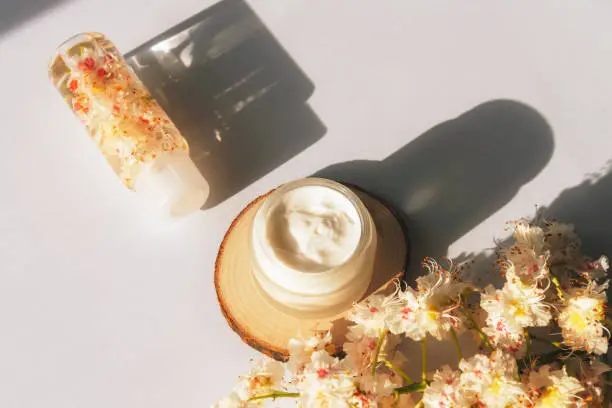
(214, 358, 285, 408)
(558, 280, 609, 355)
(213, 328, 413, 408)
(424, 352, 586, 408)
(480, 222, 610, 357)
(214, 220, 611, 408)
(424, 351, 527, 407)
(349, 258, 471, 342)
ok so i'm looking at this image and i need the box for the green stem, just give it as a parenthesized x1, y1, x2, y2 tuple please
(549, 270, 566, 303)
(383, 359, 414, 384)
(421, 339, 427, 382)
(394, 381, 428, 394)
(450, 327, 463, 361)
(392, 390, 400, 408)
(460, 296, 494, 351)
(248, 390, 300, 402)
(524, 329, 531, 357)
(466, 313, 494, 350)
(371, 330, 389, 377)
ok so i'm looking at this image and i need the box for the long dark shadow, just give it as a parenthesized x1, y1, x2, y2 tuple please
(0, 0, 70, 37)
(316, 100, 555, 280)
(125, 0, 325, 208)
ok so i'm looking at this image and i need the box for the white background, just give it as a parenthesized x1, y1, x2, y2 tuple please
(1, 1, 612, 407)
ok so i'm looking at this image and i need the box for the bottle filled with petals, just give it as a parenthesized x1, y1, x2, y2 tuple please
(49, 32, 209, 217)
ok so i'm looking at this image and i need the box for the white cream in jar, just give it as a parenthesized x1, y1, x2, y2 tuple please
(251, 178, 377, 317)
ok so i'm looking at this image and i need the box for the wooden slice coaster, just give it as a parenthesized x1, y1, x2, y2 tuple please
(214, 185, 409, 361)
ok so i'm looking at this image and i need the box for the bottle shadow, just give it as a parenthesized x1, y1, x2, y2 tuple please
(0, 0, 68, 37)
(315, 99, 555, 282)
(125, 0, 326, 209)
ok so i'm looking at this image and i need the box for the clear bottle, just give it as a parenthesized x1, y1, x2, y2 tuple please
(251, 178, 377, 318)
(49, 32, 209, 217)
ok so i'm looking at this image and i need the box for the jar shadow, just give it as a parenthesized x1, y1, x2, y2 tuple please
(317, 99, 556, 377)
(315, 99, 555, 283)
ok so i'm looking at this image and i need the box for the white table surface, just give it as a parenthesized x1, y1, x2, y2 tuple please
(2, 1, 612, 407)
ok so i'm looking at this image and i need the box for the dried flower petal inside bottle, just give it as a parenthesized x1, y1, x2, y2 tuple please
(49, 32, 209, 217)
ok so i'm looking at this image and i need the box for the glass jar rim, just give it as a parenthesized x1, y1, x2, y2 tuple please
(252, 177, 374, 275)
(49, 32, 106, 71)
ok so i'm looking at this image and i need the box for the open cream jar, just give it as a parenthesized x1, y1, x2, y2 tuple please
(251, 178, 377, 317)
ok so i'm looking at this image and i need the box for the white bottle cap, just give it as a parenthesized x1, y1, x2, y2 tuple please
(133, 151, 209, 218)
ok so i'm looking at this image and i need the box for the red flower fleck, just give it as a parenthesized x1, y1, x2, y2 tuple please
(78, 57, 96, 71)
(316, 368, 329, 379)
(73, 102, 89, 113)
(400, 307, 412, 319)
(352, 392, 371, 406)
(528, 264, 539, 274)
(69, 79, 78, 92)
(369, 307, 379, 313)
(97, 68, 107, 78)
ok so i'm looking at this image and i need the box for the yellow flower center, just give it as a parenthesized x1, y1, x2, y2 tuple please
(489, 377, 503, 395)
(567, 310, 587, 331)
(427, 308, 439, 322)
(249, 375, 272, 393)
(536, 387, 562, 407)
(510, 299, 527, 318)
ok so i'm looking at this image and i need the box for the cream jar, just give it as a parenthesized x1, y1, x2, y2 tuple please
(251, 178, 377, 317)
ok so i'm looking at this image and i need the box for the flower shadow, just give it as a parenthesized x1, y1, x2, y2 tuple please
(418, 166, 612, 377)
(544, 163, 612, 258)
